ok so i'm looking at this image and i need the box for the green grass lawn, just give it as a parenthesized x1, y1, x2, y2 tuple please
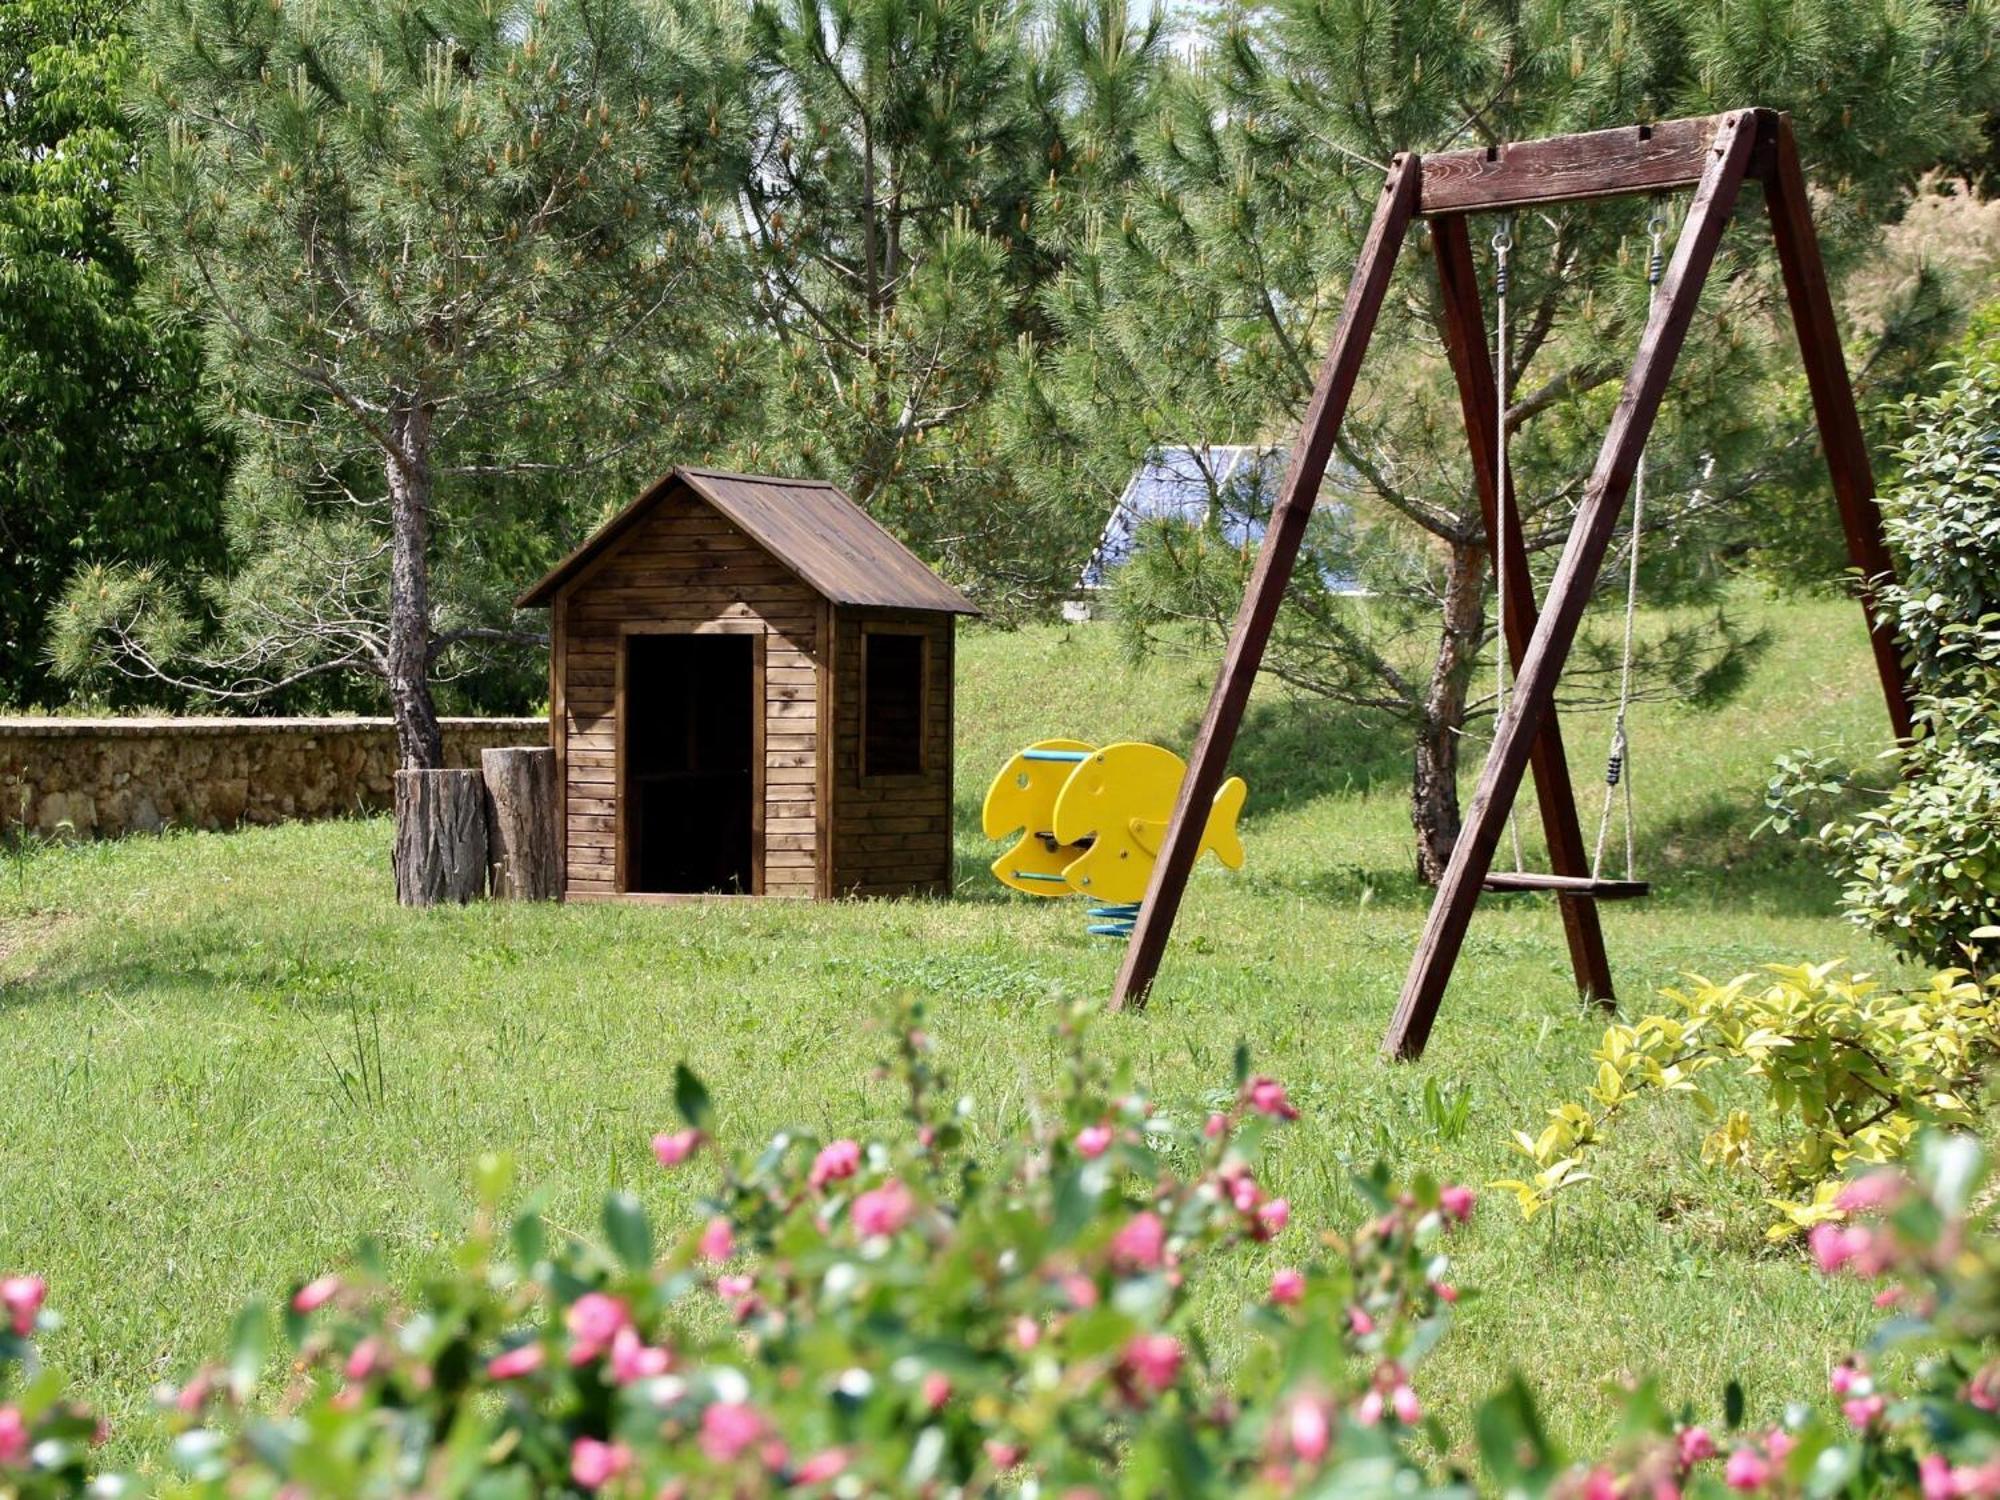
(0, 592, 1916, 1473)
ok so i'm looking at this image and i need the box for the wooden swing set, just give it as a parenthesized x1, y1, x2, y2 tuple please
(1108, 108, 1916, 1060)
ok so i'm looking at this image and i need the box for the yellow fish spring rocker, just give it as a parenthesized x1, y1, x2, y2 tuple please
(981, 739, 1246, 936)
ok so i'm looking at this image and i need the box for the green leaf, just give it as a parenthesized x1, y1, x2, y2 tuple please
(674, 1063, 714, 1131)
(1476, 1376, 1560, 1495)
(226, 1299, 268, 1403)
(1725, 1379, 1745, 1430)
(602, 1191, 653, 1270)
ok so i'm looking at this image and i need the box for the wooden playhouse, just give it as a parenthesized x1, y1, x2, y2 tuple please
(519, 466, 977, 902)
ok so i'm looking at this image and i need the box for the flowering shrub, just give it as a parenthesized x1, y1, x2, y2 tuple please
(12, 997, 2000, 1496)
(1565, 1133, 2000, 1498)
(144, 1002, 1468, 1496)
(1494, 962, 2000, 1236)
(0, 1274, 108, 1500)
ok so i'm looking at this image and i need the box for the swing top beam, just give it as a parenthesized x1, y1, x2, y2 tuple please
(1416, 114, 1772, 216)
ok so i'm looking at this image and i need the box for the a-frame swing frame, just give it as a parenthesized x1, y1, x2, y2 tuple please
(1109, 108, 1917, 1060)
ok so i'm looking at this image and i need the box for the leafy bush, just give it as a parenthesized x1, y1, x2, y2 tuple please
(1496, 963, 2000, 1237)
(1768, 338, 2000, 967)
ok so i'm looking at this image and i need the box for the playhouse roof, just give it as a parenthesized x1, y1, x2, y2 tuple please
(517, 466, 980, 615)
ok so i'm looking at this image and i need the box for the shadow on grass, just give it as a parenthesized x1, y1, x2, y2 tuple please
(1193, 699, 1410, 818)
(1634, 791, 1849, 915)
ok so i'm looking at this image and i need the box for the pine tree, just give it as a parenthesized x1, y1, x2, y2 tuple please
(731, 0, 1168, 613)
(1005, 0, 2000, 879)
(53, 0, 750, 766)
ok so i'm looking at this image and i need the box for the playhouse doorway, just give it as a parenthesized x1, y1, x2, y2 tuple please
(622, 631, 759, 894)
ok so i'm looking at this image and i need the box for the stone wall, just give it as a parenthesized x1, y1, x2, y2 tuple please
(0, 717, 546, 838)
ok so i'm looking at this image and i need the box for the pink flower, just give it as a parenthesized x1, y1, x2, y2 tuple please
(1269, 1268, 1306, 1305)
(567, 1293, 630, 1361)
(1347, 1305, 1375, 1337)
(343, 1337, 386, 1382)
(570, 1436, 632, 1490)
(1014, 1315, 1042, 1349)
(1247, 1077, 1300, 1121)
(1678, 1426, 1717, 1466)
(1110, 1211, 1167, 1271)
(1256, 1198, 1291, 1237)
(1829, 1362, 1863, 1397)
(984, 1439, 1024, 1469)
(1, 1276, 46, 1337)
(852, 1180, 915, 1238)
(1875, 1285, 1905, 1308)
(1229, 1172, 1261, 1213)
(1204, 1113, 1229, 1139)
(1921, 1454, 1955, 1500)
(699, 1218, 735, 1262)
(1842, 1394, 1886, 1428)
(1765, 1431, 1796, 1462)
(922, 1372, 952, 1410)
(1391, 1385, 1421, 1425)
(1288, 1395, 1332, 1462)
(609, 1326, 670, 1384)
(291, 1275, 340, 1314)
(1075, 1124, 1114, 1159)
(810, 1139, 862, 1190)
(1809, 1223, 1852, 1275)
(1120, 1333, 1183, 1395)
(1439, 1185, 1476, 1224)
(1432, 1281, 1459, 1303)
(700, 1401, 768, 1463)
(1354, 1389, 1384, 1427)
(1583, 1467, 1618, 1500)
(487, 1343, 544, 1380)
(0, 1407, 25, 1466)
(796, 1448, 848, 1484)
(1724, 1448, 1770, 1491)
(1835, 1172, 1900, 1214)
(653, 1129, 704, 1167)
(1062, 1274, 1099, 1309)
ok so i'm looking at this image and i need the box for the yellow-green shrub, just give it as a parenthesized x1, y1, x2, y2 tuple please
(1495, 962, 1999, 1237)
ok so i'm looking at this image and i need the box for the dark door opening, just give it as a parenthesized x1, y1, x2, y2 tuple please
(624, 633, 757, 894)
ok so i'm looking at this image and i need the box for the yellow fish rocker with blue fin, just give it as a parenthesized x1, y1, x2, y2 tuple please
(982, 738, 1247, 937)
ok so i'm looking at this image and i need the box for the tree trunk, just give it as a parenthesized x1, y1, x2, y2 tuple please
(481, 746, 559, 900)
(1411, 536, 1490, 883)
(386, 400, 444, 772)
(394, 769, 489, 905)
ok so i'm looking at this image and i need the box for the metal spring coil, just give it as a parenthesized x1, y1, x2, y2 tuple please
(1087, 901, 1142, 939)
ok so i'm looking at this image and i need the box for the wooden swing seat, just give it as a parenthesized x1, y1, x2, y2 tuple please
(1480, 872, 1649, 900)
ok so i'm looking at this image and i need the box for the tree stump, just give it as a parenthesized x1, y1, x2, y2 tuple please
(394, 769, 489, 906)
(481, 746, 559, 900)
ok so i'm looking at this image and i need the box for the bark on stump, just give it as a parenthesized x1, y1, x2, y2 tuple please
(394, 769, 488, 906)
(481, 746, 559, 900)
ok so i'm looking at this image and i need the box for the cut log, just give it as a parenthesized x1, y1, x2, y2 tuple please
(394, 768, 489, 906)
(481, 746, 560, 901)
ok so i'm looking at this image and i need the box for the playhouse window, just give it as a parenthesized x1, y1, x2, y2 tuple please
(862, 628, 926, 778)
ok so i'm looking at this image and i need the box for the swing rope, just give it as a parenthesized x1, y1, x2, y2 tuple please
(1591, 200, 1669, 883)
(1491, 214, 1525, 874)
